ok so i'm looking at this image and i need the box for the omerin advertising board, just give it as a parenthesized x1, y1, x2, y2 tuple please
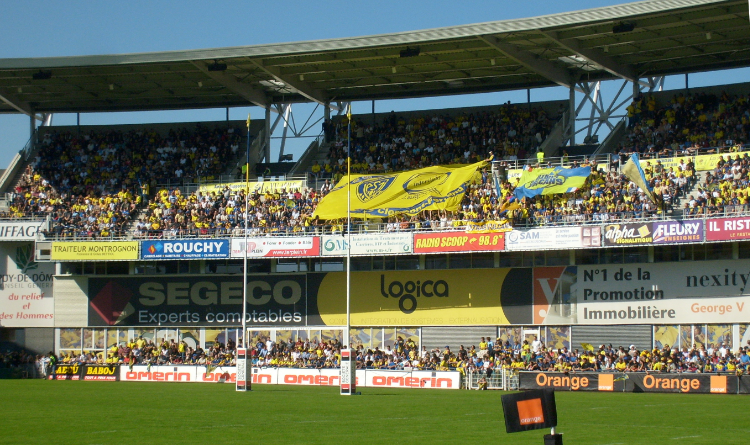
(533, 260, 750, 325)
(87, 268, 532, 327)
(117, 366, 461, 389)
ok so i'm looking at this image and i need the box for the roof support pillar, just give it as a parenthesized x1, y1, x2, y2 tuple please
(264, 107, 272, 164)
(278, 104, 292, 162)
(568, 86, 575, 146)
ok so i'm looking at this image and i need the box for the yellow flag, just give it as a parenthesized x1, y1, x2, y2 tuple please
(580, 342, 595, 352)
(622, 153, 655, 202)
(313, 161, 487, 219)
(346, 104, 352, 122)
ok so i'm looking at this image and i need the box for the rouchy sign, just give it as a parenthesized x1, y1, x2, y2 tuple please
(141, 239, 230, 259)
(519, 372, 746, 394)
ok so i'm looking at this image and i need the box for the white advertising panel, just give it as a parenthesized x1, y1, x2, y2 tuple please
(534, 260, 750, 325)
(364, 370, 460, 389)
(120, 366, 198, 382)
(0, 243, 55, 327)
(0, 221, 46, 240)
(321, 233, 412, 256)
(118, 366, 459, 389)
(230, 237, 319, 258)
(506, 227, 596, 251)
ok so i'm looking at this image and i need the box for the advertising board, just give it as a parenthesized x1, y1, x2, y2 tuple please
(413, 231, 504, 253)
(0, 221, 46, 240)
(519, 372, 739, 394)
(86, 267, 534, 327)
(534, 260, 750, 325)
(321, 233, 412, 256)
(51, 241, 138, 261)
(506, 227, 594, 251)
(88, 275, 307, 327)
(602, 222, 653, 245)
(706, 217, 750, 241)
(0, 243, 55, 327)
(652, 220, 703, 243)
(117, 366, 460, 389)
(230, 237, 319, 258)
(141, 239, 230, 259)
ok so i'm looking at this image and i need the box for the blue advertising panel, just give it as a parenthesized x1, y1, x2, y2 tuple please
(141, 239, 230, 259)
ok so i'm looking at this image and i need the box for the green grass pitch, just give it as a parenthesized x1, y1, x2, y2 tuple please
(1, 381, 749, 444)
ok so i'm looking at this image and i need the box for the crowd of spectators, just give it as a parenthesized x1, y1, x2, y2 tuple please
(5, 125, 242, 237)
(621, 91, 748, 159)
(5, 94, 750, 237)
(134, 185, 322, 237)
(35, 335, 750, 377)
(314, 103, 558, 182)
(681, 152, 750, 217)
(462, 336, 750, 376)
(49, 336, 237, 368)
(130, 158, 682, 237)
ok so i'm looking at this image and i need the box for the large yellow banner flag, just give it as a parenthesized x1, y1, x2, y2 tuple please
(313, 161, 487, 219)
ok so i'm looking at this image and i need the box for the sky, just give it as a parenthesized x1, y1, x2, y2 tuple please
(0, 0, 748, 168)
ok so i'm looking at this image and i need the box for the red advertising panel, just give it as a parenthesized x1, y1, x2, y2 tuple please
(706, 217, 750, 241)
(413, 232, 504, 253)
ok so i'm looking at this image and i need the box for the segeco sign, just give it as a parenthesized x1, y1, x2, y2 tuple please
(87, 275, 306, 326)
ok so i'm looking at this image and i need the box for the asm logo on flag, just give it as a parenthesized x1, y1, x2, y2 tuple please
(353, 176, 395, 202)
(517, 398, 545, 425)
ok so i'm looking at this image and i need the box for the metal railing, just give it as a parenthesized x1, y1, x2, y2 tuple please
(464, 368, 517, 390)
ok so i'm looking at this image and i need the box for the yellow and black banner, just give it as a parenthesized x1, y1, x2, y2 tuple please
(312, 161, 486, 219)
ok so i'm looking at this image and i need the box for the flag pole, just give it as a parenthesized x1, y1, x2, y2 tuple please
(341, 103, 356, 395)
(243, 114, 250, 348)
(237, 113, 251, 392)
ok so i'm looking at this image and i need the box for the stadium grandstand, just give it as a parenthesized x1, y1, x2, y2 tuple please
(1, 0, 750, 393)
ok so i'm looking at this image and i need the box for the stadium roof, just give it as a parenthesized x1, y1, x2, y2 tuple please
(0, 0, 748, 116)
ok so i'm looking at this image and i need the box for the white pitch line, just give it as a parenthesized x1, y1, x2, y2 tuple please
(672, 436, 701, 440)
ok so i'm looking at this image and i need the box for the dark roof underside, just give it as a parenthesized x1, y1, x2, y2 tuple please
(0, 0, 747, 114)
